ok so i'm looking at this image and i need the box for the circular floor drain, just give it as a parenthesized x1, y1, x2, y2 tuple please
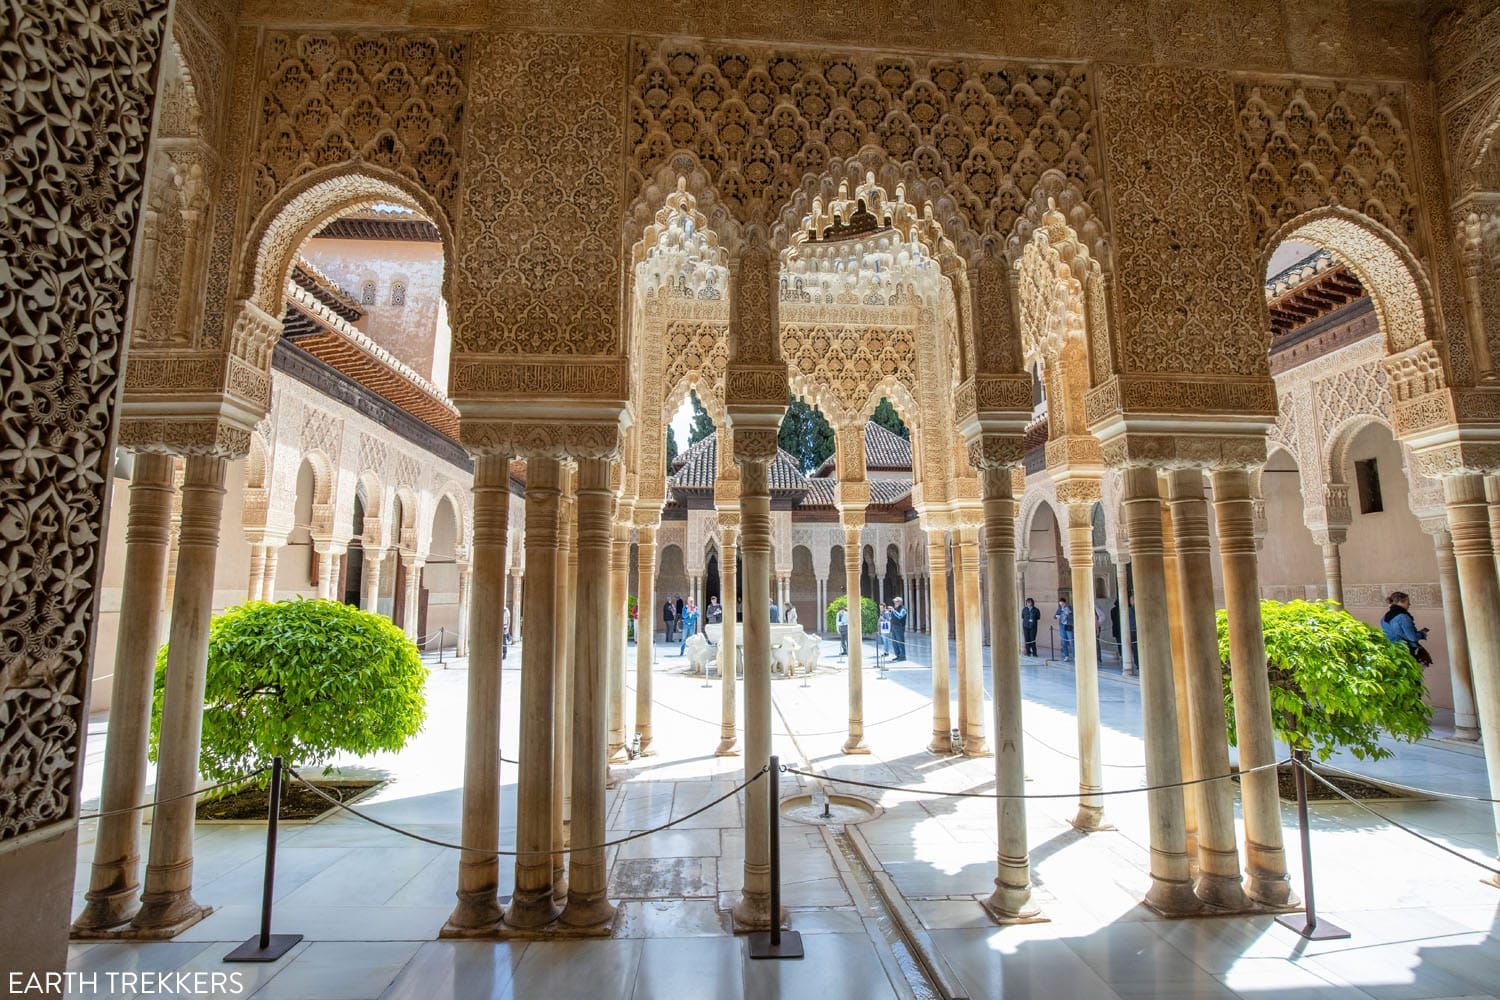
(779, 791, 882, 825)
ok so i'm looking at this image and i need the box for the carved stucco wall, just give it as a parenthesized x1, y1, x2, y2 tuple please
(0, 0, 171, 840)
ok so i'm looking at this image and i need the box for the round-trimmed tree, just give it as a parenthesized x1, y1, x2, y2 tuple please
(825, 594, 878, 634)
(1217, 598, 1430, 761)
(150, 599, 427, 783)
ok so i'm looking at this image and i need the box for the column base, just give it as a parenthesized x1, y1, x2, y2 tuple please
(962, 739, 992, 758)
(608, 744, 628, 763)
(714, 739, 740, 757)
(1453, 725, 1481, 742)
(1144, 877, 1203, 917)
(1071, 803, 1107, 832)
(505, 887, 562, 929)
(1244, 867, 1295, 908)
(982, 882, 1043, 924)
(443, 889, 504, 934)
(926, 734, 955, 755)
(841, 735, 871, 755)
(730, 889, 775, 932)
(70, 885, 141, 935)
(124, 894, 211, 940)
(558, 891, 616, 932)
(1194, 872, 1247, 911)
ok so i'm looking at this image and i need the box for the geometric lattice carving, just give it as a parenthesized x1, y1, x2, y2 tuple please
(0, 0, 170, 839)
(781, 324, 918, 424)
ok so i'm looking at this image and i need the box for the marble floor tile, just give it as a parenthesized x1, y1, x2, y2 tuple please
(378, 941, 526, 999)
(250, 941, 423, 1000)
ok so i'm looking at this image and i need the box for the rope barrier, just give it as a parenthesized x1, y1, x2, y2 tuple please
(1291, 758, 1500, 877)
(285, 764, 767, 858)
(782, 757, 1287, 801)
(1309, 759, 1500, 805)
(79, 768, 271, 821)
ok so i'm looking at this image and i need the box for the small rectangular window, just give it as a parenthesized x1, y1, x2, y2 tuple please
(1355, 457, 1383, 514)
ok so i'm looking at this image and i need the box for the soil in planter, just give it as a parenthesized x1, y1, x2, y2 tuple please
(195, 779, 383, 821)
(1235, 764, 1407, 802)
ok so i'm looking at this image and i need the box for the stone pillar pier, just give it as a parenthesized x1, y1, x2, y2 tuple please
(73, 453, 177, 932)
(553, 471, 576, 898)
(1120, 467, 1199, 915)
(131, 454, 229, 935)
(927, 534, 954, 753)
(455, 561, 472, 658)
(1160, 500, 1198, 856)
(402, 556, 424, 641)
(1441, 473, 1500, 861)
(955, 525, 990, 756)
(246, 541, 267, 601)
(717, 517, 740, 756)
(1211, 468, 1291, 906)
(443, 455, 512, 934)
(978, 469, 1037, 919)
(1315, 531, 1346, 605)
(314, 540, 337, 599)
(561, 457, 618, 929)
(511, 567, 524, 640)
(842, 519, 869, 754)
(1427, 525, 1479, 740)
(607, 515, 631, 761)
(508, 458, 562, 928)
(635, 517, 659, 753)
(1115, 559, 1135, 675)
(952, 540, 972, 742)
(732, 438, 777, 930)
(1063, 503, 1102, 825)
(1166, 468, 1246, 910)
(361, 548, 384, 613)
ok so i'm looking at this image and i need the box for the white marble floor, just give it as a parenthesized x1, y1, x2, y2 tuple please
(67, 635, 1500, 998)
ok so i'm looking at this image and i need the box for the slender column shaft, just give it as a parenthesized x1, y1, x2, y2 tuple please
(508, 458, 561, 928)
(1166, 469, 1246, 909)
(445, 455, 511, 932)
(74, 453, 177, 931)
(717, 524, 739, 756)
(260, 545, 279, 603)
(511, 569, 524, 640)
(132, 454, 228, 933)
(455, 566, 471, 658)
(1442, 474, 1500, 859)
(561, 459, 617, 928)
(1120, 467, 1198, 914)
(1321, 541, 1344, 605)
(733, 457, 775, 929)
(1115, 560, 1135, 675)
(635, 523, 658, 753)
(1431, 529, 1479, 739)
(956, 526, 990, 756)
(315, 543, 336, 600)
(842, 523, 869, 754)
(952, 539, 971, 743)
(1064, 505, 1102, 825)
(553, 484, 576, 896)
(246, 543, 266, 602)
(1211, 468, 1291, 906)
(607, 524, 630, 759)
(361, 550, 382, 612)
(927, 537, 953, 752)
(980, 469, 1036, 918)
(1160, 501, 1198, 854)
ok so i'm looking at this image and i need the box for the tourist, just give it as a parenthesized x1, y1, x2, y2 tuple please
(837, 604, 849, 655)
(1381, 591, 1432, 665)
(705, 595, 721, 644)
(1021, 597, 1040, 657)
(1128, 594, 1138, 663)
(674, 594, 685, 640)
(678, 598, 699, 656)
(662, 598, 676, 643)
(784, 602, 798, 625)
(1055, 596, 1074, 660)
(770, 595, 781, 623)
(889, 596, 907, 660)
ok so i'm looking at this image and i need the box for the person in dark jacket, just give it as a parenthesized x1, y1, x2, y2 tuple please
(1021, 598, 1041, 657)
(1054, 596, 1074, 659)
(662, 599, 676, 643)
(1381, 591, 1431, 664)
(889, 596, 907, 660)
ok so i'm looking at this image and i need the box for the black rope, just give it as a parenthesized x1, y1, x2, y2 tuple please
(78, 768, 271, 821)
(1311, 759, 1500, 804)
(285, 764, 766, 858)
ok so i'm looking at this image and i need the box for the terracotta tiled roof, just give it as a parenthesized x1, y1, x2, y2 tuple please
(668, 433, 806, 492)
(813, 421, 912, 475)
(869, 479, 914, 505)
(800, 479, 837, 507)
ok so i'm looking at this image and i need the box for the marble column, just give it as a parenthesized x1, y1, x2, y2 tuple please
(1442, 474, 1500, 861)
(815, 576, 827, 630)
(402, 556, 424, 641)
(955, 525, 990, 756)
(1429, 526, 1480, 740)
(260, 542, 280, 603)
(73, 453, 177, 931)
(315, 541, 337, 599)
(1115, 558, 1135, 675)
(927, 534, 954, 753)
(553, 474, 576, 897)
(1120, 467, 1199, 915)
(508, 458, 561, 928)
(635, 520, 659, 754)
(842, 520, 869, 754)
(455, 562, 472, 658)
(444, 455, 512, 933)
(1318, 533, 1346, 605)
(511, 567, 524, 640)
(1064, 503, 1102, 827)
(717, 519, 740, 756)
(1211, 468, 1292, 906)
(561, 458, 617, 929)
(1166, 468, 1246, 910)
(131, 454, 228, 934)
(1160, 500, 1198, 855)
(246, 541, 267, 602)
(608, 517, 631, 760)
(732, 445, 776, 930)
(979, 468, 1037, 919)
(361, 548, 384, 613)
(952, 540, 971, 742)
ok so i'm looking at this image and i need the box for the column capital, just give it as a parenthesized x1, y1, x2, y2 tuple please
(460, 419, 624, 462)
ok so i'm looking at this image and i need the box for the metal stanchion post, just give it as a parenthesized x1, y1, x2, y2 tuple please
(226, 756, 303, 961)
(438, 626, 445, 665)
(1276, 748, 1349, 941)
(748, 756, 803, 959)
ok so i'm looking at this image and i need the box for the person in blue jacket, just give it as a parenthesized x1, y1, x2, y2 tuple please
(678, 598, 699, 656)
(1380, 591, 1430, 664)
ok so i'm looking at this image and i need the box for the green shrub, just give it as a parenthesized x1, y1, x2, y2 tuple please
(150, 599, 427, 783)
(825, 594, 878, 634)
(1217, 598, 1429, 761)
